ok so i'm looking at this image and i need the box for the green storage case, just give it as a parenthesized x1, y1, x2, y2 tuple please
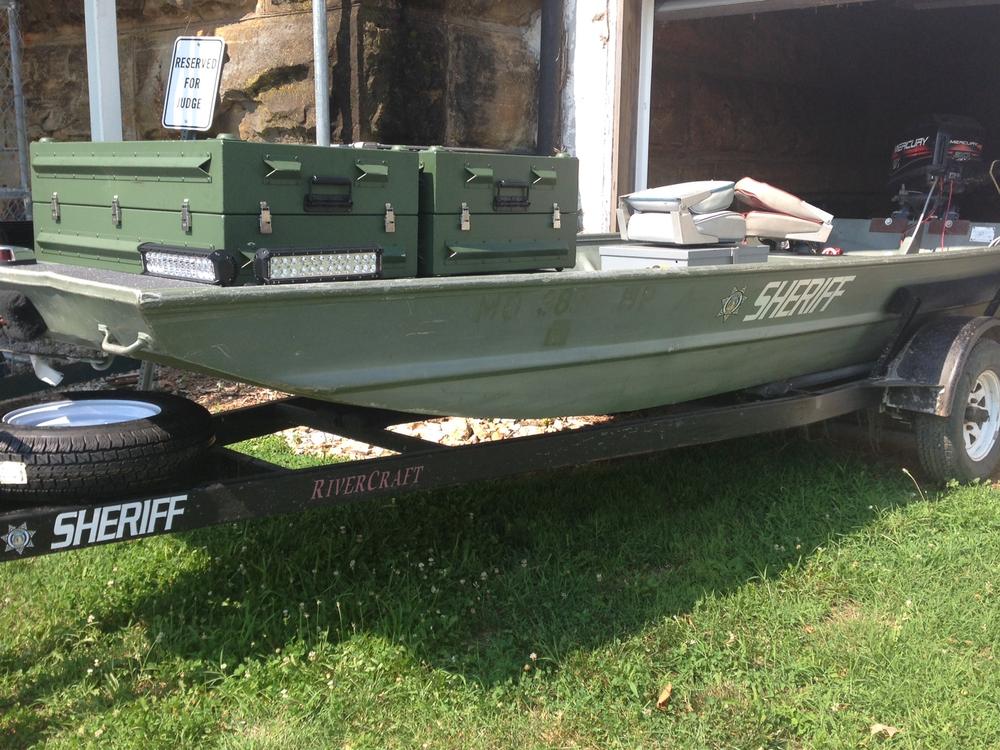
(30, 137, 420, 282)
(417, 148, 578, 276)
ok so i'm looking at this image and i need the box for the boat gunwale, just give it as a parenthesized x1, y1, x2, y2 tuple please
(2, 244, 1000, 310)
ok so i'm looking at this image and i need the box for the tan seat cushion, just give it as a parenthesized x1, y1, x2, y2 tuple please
(735, 177, 833, 224)
(744, 211, 832, 243)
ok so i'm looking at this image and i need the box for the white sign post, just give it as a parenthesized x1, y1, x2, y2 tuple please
(161, 36, 226, 134)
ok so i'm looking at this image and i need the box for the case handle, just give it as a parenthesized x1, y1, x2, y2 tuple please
(304, 175, 353, 212)
(494, 179, 531, 209)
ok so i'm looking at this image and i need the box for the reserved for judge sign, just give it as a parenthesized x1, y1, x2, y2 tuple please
(161, 36, 226, 132)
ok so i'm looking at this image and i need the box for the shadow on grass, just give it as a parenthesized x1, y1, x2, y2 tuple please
(1, 427, 928, 744)
(129, 430, 920, 678)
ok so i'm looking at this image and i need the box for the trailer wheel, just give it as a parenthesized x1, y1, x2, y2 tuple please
(915, 339, 1000, 483)
(0, 390, 214, 505)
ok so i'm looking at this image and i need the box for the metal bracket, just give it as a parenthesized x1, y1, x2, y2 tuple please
(111, 195, 121, 227)
(50, 192, 60, 222)
(97, 324, 153, 357)
(552, 202, 562, 230)
(384, 202, 396, 233)
(460, 202, 471, 232)
(258, 201, 273, 235)
(180, 199, 192, 233)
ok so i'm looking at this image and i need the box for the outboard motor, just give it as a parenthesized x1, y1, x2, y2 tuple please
(888, 114, 987, 221)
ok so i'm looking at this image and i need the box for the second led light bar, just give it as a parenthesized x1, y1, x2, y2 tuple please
(254, 247, 382, 284)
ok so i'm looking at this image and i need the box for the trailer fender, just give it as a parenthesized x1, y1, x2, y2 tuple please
(881, 315, 1000, 416)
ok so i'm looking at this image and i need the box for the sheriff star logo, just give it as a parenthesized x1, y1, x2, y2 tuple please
(3, 523, 35, 555)
(718, 287, 747, 322)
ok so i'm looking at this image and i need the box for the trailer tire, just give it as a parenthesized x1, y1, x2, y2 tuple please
(0, 390, 214, 505)
(915, 339, 1000, 483)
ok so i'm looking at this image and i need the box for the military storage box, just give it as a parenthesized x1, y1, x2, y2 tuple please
(417, 148, 578, 276)
(30, 137, 420, 284)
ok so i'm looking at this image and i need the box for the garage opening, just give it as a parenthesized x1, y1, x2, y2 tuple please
(648, 1, 1000, 224)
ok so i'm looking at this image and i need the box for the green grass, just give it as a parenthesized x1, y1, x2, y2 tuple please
(1, 432, 997, 748)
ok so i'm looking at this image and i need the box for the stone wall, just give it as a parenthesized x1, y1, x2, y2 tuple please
(19, 0, 541, 149)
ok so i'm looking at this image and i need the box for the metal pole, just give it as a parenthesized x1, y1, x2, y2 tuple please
(633, 0, 655, 192)
(312, 0, 330, 146)
(7, 2, 30, 220)
(137, 361, 156, 391)
(536, 0, 562, 155)
(83, 0, 123, 141)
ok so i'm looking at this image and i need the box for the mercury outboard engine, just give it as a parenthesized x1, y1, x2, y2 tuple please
(888, 114, 987, 221)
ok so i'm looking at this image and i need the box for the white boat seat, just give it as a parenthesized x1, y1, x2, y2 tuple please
(744, 211, 833, 243)
(620, 181, 741, 245)
(626, 210, 747, 244)
(624, 180, 735, 214)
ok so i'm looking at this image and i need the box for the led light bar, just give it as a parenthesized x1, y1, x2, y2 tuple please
(139, 244, 238, 286)
(254, 247, 382, 284)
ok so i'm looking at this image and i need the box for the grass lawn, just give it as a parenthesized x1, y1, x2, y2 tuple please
(0, 432, 997, 749)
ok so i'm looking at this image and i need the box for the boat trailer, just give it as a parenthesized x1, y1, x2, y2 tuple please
(0, 380, 883, 562)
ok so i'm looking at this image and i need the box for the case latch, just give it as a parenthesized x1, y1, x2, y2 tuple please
(50, 192, 60, 222)
(180, 199, 192, 233)
(460, 202, 471, 232)
(111, 196, 121, 227)
(384, 203, 396, 233)
(552, 203, 562, 230)
(259, 201, 273, 234)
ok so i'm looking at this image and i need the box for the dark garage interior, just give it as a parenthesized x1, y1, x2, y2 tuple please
(648, 1, 1000, 222)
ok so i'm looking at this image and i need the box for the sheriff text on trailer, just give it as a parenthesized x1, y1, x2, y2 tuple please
(51, 495, 188, 550)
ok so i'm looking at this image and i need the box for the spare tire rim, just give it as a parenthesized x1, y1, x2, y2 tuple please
(2, 399, 162, 428)
(963, 370, 1000, 462)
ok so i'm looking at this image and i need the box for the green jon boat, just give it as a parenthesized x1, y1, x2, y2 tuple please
(0, 222, 999, 418)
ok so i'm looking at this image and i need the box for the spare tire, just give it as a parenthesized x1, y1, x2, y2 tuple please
(0, 390, 214, 505)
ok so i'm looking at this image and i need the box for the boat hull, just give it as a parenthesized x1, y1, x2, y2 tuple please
(2, 249, 999, 417)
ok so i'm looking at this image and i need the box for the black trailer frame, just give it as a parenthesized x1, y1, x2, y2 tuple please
(0, 381, 882, 562)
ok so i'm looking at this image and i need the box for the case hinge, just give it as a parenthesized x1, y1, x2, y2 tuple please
(460, 202, 471, 232)
(111, 195, 121, 227)
(552, 202, 562, 230)
(180, 199, 192, 233)
(384, 202, 396, 233)
(50, 192, 60, 222)
(259, 201, 273, 234)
